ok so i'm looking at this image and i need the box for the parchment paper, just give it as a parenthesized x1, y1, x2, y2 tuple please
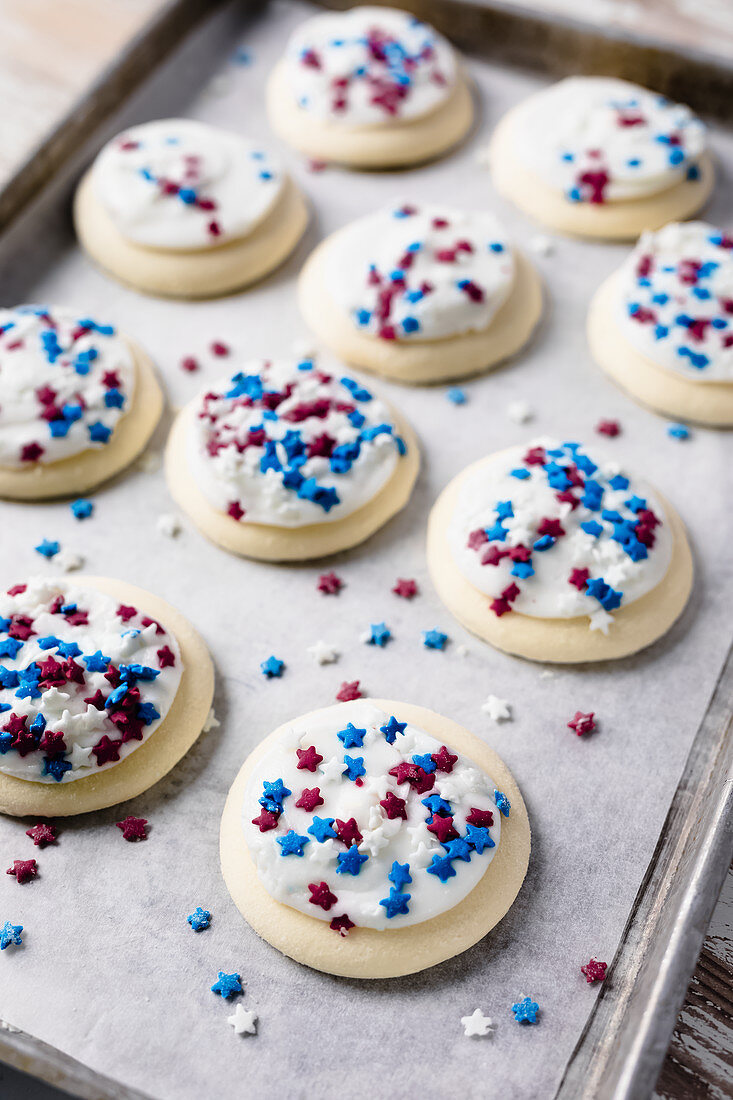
(0, 3, 731, 1098)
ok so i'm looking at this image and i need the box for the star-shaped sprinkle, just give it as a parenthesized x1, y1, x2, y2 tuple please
(203, 708, 220, 732)
(307, 640, 339, 665)
(211, 971, 243, 999)
(581, 958, 608, 983)
(336, 845, 368, 876)
(506, 400, 533, 424)
(336, 680, 362, 701)
(35, 539, 60, 559)
(70, 498, 94, 520)
(380, 715, 406, 744)
(423, 629, 448, 650)
(317, 572, 343, 595)
(227, 1004, 257, 1036)
(392, 578, 418, 599)
(380, 792, 407, 820)
(187, 907, 212, 932)
(511, 997, 539, 1024)
(261, 655, 284, 678)
(426, 854, 456, 882)
(461, 1009, 493, 1037)
(25, 823, 57, 848)
(116, 816, 148, 841)
(387, 861, 412, 890)
(308, 816, 337, 842)
(380, 888, 411, 918)
(337, 722, 366, 748)
(426, 815, 458, 843)
(342, 755, 365, 782)
(432, 746, 458, 773)
(308, 881, 338, 910)
(365, 622, 391, 647)
(0, 922, 23, 949)
(6, 859, 37, 884)
(335, 818, 362, 847)
(596, 419, 620, 437)
(667, 422, 690, 440)
(466, 807, 494, 827)
(319, 756, 345, 784)
(447, 387, 467, 405)
(277, 830, 310, 857)
(589, 608, 614, 634)
(295, 787, 324, 812)
(465, 824, 494, 853)
(494, 791, 511, 817)
(481, 695, 512, 722)
(330, 914, 355, 936)
(568, 711, 596, 736)
(296, 745, 323, 772)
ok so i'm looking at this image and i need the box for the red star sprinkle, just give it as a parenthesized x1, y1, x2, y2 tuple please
(568, 711, 596, 736)
(330, 914, 355, 936)
(227, 501, 245, 521)
(295, 787, 324, 812)
(39, 730, 66, 755)
(251, 809, 279, 832)
(157, 645, 176, 669)
(91, 736, 122, 766)
(296, 746, 323, 772)
(26, 823, 57, 848)
(490, 597, 511, 617)
(466, 807, 494, 828)
(20, 442, 44, 462)
(8, 615, 35, 640)
(84, 689, 107, 710)
(568, 568, 590, 590)
(427, 815, 458, 843)
(388, 763, 435, 794)
(181, 356, 199, 372)
(7, 859, 38, 883)
(392, 578, 418, 599)
(467, 528, 488, 550)
(210, 341, 229, 357)
(581, 959, 608, 983)
(537, 518, 565, 539)
(431, 746, 458, 773)
(482, 546, 509, 567)
(335, 818, 362, 847)
(336, 680, 362, 702)
(308, 881, 338, 910)
(117, 604, 137, 622)
(596, 419, 621, 437)
(379, 792, 407, 820)
(318, 572, 344, 595)
(116, 816, 148, 841)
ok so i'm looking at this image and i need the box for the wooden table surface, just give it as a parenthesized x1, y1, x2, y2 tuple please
(0, 2, 731, 1097)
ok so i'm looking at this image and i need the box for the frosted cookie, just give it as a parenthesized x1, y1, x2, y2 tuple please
(298, 203, 542, 383)
(266, 6, 473, 168)
(74, 118, 308, 298)
(489, 77, 712, 240)
(0, 305, 162, 500)
(0, 576, 214, 816)
(220, 698, 530, 978)
(589, 221, 733, 426)
(165, 354, 419, 561)
(427, 438, 692, 662)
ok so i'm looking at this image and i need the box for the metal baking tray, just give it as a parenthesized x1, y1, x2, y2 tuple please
(0, 2, 731, 1098)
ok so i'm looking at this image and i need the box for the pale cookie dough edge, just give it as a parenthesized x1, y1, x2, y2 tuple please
(164, 401, 420, 561)
(220, 697, 531, 979)
(0, 575, 215, 817)
(588, 270, 733, 427)
(297, 238, 543, 384)
(0, 341, 164, 501)
(426, 453, 694, 663)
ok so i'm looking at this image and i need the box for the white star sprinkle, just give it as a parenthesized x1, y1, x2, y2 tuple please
(589, 608, 614, 634)
(202, 708, 220, 733)
(411, 841, 437, 869)
(227, 1004, 257, 1036)
(481, 695, 512, 722)
(455, 644, 469, 658)
(310, 838, 337, 865)
(319, 756, 344, 784)
(529, 234, 555, 256)
(461, 1009, 493, 1037)
(307, 640, 339, 665)
(506, 400, 533, 424)
(156, 513, 181, 537)
(364, 775, 392, 800)
(68, 742, 93, 770)
(55, 549, 84, 573)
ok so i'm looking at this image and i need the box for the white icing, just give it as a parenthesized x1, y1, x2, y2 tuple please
(187, 356, 406, 527)
(91, 118, 283, 250)
(0, 306, 135, 469)
(0, 578, 181, 783)
(283, 6, 456, 126)
(242, 701, 503, 930)
(512, 77, 706, 203)
(447, 438, 673, 622)
(325, 204, 514, 341)
(616, 221, 733, 383)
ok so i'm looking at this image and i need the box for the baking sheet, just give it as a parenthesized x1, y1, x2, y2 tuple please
(0, 2, 732, 1097)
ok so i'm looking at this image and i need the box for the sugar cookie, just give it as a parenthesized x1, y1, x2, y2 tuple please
(0, 305, 162, 500)
(220, 698, 530, 978)
(298, 202, 542, 383)
(489, 77, 713, 240)
(266, 6, 473, 168)
(165, 354, 419, 561)
(0, 576, 214, 816)
(588, 221, 733, 425)
(427, 438, 692, 662)
(74, 118, 308, 298)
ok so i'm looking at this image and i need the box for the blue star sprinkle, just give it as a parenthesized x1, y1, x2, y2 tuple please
(511, 997, 539, 1024)
(260, 655, 285, 678)
(276, 830, 310, 857)
(366, 622, 391, 647)
(70, 498, 94, 520)
(380, 888, 411, 918)
(667, 422, 690, 440)
(380, 716, 407, 744)
(422, 794, 452, 816)
(336, 845, 368, 876)
(35, 539, 60, 559)
(211, 971, 243, 999)
(342, 755, 366, 782)
(88, 421, 111, 444)
(387, 861, 412, 890)
(83, 650, 110, 673)
(494, 790, 511, 817)
(337, 723, 367, 748)
(426, 855, 456, 882)
(411, 753, 436, 773)
(447, 388, 467, 405)
(445, 838, 472, 862)
(423, 629, 448, 650)
(465, 824, 495, 853)
(0, 922, 23, 950)
(259, 778, 291, 811)
(307, 816, 337, 842)
(187, 907, 212, 932)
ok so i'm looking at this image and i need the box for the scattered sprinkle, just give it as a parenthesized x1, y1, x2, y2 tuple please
(156, 513, 182, 537)
(211, 341, 230, 357)
(203, 707, 220, 733)
(0, 922, 23, 949)
(667, 422, 690, 440)
(116, 816, 148, 841)
(228, 1003, 257, 1035)
(70, 498, 93, 520)
(55, 549, 84, 573)
(481, 695, 512, 722)
(261, 656, 285, 679)
(307, 158, 328, 172)
(506, 400, 533, 424)
(447, 387, 467, 405)
(511, 997, 539, 1024)
(364, 622, 391, 647)
(581, 958, 608, 983)
(25, 823, 56, 848)
(187, 907, 212, 932)
(422, 629, 448, 650)
(232, 47, 253, 66)
(307, 640, 339, 665)
(35, 539, 60, 559)
(317, 572, 344, 595)
(596, 419, 621, 437)
(181, 356, 199, 373)
(211, 971, 243, 999)
(6, 859, 37, 884)
(393, 578, 418, 599)
(567, 711, 596, 736)
(529, 234, 555, 256)
(337, 680, 362, 702)
(461, 1008, 494, 1037)
(456, 644, 469, 658)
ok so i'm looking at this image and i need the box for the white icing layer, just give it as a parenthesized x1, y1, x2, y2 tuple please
(512, 77, 706, 204)
(616, 221, 733, 383)
(0, 578, 181, 783)
(447, 438, 673, 623)
(91, 118, 283, 250)
(325, 203, 515, 341)
(187, 356, 406, 527)
(242, 701, 503, 930)
(0, 306, 135, 469)
(282, 6, 456, 126)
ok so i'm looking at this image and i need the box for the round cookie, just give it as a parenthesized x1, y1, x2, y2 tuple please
(489, 77, 713, 240)
(220, 698, 530, 978)
(0, 575, 214, 816)
(297, 202, 542, 383)
(427, 438, 692, 663)
(165, 354, 419, 561)
(588, 221, 733, 426)
(0, 305, 163, 500)
(74, 118, 308, 298)
(266, 6, 473, 168)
